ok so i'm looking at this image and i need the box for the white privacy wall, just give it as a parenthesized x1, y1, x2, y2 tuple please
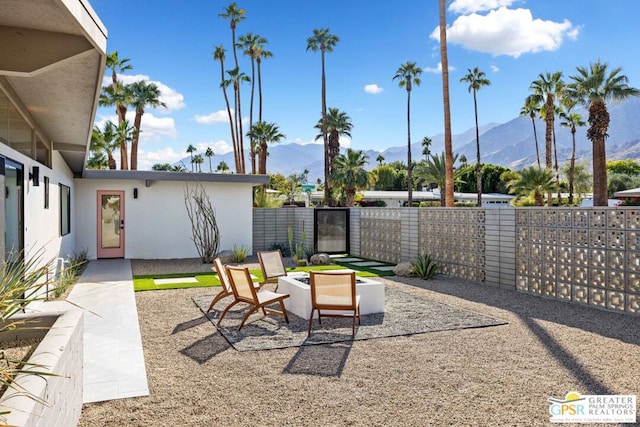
(74, 178, 256, 260)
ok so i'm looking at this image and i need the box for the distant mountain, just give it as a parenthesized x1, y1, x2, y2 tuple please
(175, 97, 640, 182)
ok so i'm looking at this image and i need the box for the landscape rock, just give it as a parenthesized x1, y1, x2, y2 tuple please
(393, 262, 414, 277)
(310, 253, 331, 265)
(217, 250, 235, 264)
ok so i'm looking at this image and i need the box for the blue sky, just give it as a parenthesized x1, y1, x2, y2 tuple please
(90, 0, 640, 170)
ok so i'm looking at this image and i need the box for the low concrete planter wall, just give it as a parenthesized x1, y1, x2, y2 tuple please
(0, 308, 84, 427)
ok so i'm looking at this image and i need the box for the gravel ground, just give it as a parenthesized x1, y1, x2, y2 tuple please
(78, 259, 640, 426)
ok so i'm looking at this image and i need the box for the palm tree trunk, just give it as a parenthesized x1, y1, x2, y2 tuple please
(321, 49, 330, 206)
(589, 99, 610, 207)
(531, 115, 541, 167)
(117, 104, 128, 170)
(553, 126, 561, 204)
(237, 86, 246, 173)
(406, 89, 413, 207)
(569, 128, 576, 204)
(439, 0, 454, 207)
(249, 58, 256, 174)
(219, 63, 237, 174)
(545, 96, 554, 206)
(234, 83, 242, 173)
(473, 90, 482, 207)
(257, 59, 264, 121)
(130, 111, 143, 170)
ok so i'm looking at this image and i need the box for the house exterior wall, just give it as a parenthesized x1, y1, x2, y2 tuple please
(75, 178, 256, 260)
(0, 146, 76, 264)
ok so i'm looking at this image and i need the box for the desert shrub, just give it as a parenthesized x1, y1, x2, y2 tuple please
(270, 242, 290, 257)
(411, 254, 440, 280)
(231, 244, 250, 263)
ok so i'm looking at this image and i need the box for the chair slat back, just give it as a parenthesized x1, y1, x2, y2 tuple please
(310, 271, 356, 310)
(258, 250, 287, 281)
(213, 258, 231, 293)
(226, 266, 258, 303)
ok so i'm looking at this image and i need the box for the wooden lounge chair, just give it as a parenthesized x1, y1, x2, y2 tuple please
(219, 266, 290, 330)
(257, 250, 289, 291)
(307, 270, 361, 338)
(207, 258, 260, 312)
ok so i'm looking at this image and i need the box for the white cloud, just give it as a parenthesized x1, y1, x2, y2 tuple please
(339, 136, 351, 149)
(431, 7, 578, 58)
(94, 112, 177, 141)
(194, 110, 231, 125)
(364, 84, 384, 94)
(136, 147, 185, 171)
(423, 62, 456, 74)
(449, 0, 515, 14)
(491, 64, 500, 72)
(101, 73, 186, 112)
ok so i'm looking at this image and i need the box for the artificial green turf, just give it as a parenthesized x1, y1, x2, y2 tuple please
(332, 257, 396, 276)
(133, 264, 379, 291)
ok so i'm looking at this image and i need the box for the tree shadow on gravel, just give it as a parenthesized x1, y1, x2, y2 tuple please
(395, 275, 640, 396)
(172, 316, 210, 334)
(283, 341, 353, 377)
(180, 333, 230, 364)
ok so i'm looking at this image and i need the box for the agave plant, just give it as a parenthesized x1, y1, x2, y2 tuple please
(0, 250, 61, 413)
(411, 254, 440, 280)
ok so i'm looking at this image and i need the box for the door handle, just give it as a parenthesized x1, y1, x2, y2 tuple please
(120, 219, 125, 229)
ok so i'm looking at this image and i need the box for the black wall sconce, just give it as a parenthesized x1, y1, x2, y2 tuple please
(29, 166, 40, 186)
(133, 188, 138, 199)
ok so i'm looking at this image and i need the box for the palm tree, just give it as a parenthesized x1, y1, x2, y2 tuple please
(186, 144, 197, 172)
(529, 72, 563, 170)
(99, 81, 132, 170)
(393, 61, 422, 207)
(238, 32, 268, 174)
(507, 166, 556, 206)
(520, 95, 541, 167)
(192, 154, 204, 173)
(376, 154, 385, 165)
(227, 66, 250, 173)
(307, 28, 339, 206)
(559, 105, 586, 205)
(91, 121, 119, 170)
(330, 149, 372, 207)
(213, 46, 238, 174)
(247, 121, 285, 174)
(314, 107, 353, 175)
(152, 163, 183, 171)
(459, 154, 468, 167)
(421, 136, 432, 160)
(438, 0, 455, 207)
(460, 67, 491, 207)
(128, 80, 166, 170)
(103, 52, 132, 170)
(414, 152, 459, 206)
(218, 3, 245, 70)
(568, 61, 640, 206)
(205, 147, 215, 172)
(216, 160, 230, 173)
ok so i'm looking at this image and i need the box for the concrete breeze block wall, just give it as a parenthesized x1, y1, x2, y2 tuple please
(254, 206, 640, 316)
(0, 309, 84, 427)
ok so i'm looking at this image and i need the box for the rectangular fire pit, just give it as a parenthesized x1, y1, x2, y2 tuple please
(277, 271, 385, 320)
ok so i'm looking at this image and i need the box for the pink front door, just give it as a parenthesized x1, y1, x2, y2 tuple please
(97, 191, 125, 258)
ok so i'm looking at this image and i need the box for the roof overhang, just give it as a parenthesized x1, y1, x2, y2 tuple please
(81, 170, 270, 186)
(0, 0, 107, 173)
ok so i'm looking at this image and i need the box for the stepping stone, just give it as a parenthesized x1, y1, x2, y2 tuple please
(372, 265, 397, 271)
(351, 261, 386, 267)
(154, 277, 199, 285)
(335, 257, 364, 263)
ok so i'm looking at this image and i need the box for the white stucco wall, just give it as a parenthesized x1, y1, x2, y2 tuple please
(74, 177, 257, 260)
(0, 147, 76, 264)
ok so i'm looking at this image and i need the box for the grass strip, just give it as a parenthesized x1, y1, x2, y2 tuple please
(134, 264, 380, 291)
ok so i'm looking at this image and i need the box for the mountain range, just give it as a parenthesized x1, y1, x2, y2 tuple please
(178, 97, 640, 183)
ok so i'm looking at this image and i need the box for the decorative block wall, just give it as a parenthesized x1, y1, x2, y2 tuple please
(358, 208, 402, 263)
(515, 208, 640, 315)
